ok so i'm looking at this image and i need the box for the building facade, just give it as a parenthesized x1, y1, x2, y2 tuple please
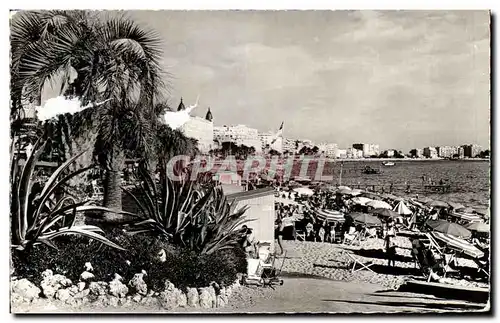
(352, 143, 380, 158)
(213, 125, 262, 152)
(463, 144, 483, 158)
(336, 149, 347, 159)
(259, 132, 283, 153)
(179, 116, 214, 154)
(423, 147, 438, 158)
(317, 143, 338, 158)
(282, 137, 296, 154)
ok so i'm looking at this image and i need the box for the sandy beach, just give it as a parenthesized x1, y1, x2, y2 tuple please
(275, 238, 487, 291)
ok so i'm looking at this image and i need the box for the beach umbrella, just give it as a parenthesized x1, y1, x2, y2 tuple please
(348, 212, 382, 227)
(350, 196, 373, 206)
(315, 209, 345, 223)
(366, 200, 392, 209)
(431, 232, 484, 259)
(337, 188, 354, 195)
(417, 197, 433, 204)
(474, 207, 489, 216)
(426, 200, 449, 208)
(465, 222, 489, 233)
(447, 202, 465, 210)
(337, 186, 351, 191)
(293, 187, 314, 196)
(361, 192, 381, 200)
(381, 193, 399, 201)
(350, 189, 363, 196)
(426, 220, 471, 239)
(370, 208, 400, 219)
(456, 206, 475, 214)
(448, 211, 482, 222)
(393, 200, 413, 215)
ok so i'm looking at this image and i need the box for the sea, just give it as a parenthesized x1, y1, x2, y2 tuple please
(305, 159, 491, 210)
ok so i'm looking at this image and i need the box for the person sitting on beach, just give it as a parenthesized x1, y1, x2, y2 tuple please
(305, 222, 315, 241)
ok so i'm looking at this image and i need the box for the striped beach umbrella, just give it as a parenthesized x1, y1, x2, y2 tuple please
(431, 232, 484, 259)
(315, 209, 345, 223)
(449, 211, 482, 223)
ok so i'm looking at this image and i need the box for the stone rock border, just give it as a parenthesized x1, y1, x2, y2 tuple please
(11, 269, 244, 311)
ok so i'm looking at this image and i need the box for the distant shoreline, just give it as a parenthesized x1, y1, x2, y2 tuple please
(324, 158, 490, 162)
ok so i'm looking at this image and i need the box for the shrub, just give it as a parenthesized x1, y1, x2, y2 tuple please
(12, 228, 247, 291)
(123, 164, 253, 255)
(10, 139, 124, 254)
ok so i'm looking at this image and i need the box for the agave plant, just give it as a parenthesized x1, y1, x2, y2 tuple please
(123, 164, 253, 254)
(10, 139, 125, 253)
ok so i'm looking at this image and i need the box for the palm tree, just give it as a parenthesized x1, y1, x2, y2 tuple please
(11, 10, 165, 221)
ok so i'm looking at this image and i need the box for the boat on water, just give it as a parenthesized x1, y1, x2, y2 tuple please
(382, 161, 395, 166)
(362, 166, 381, 174)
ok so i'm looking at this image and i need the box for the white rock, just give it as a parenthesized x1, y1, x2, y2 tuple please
(198, 288, 213, 309)
(84, 262, 93, 272)
(164, 280, 175, 292)
(128, 273, 148, 296)
(11, 278, 40, 301)
(40, 273, 72, 299)
(89, 282, 108, 296)
(186, 288, 199, 307)
(109, 278, 128, 298)
(55, 289, 71, 302)
(216, 295, 226, 308)
(80, 271, 94, 281)
(177, 290, 188, 307)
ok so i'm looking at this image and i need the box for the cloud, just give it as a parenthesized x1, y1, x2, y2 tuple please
(128, 10, 490, 151)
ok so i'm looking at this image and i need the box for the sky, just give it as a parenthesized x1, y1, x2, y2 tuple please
(57, 10, 492, 152)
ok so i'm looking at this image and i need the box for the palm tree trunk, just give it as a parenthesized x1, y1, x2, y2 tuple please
(103, 145, 124, 222)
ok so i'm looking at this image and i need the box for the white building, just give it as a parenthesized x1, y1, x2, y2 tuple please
(282, 137, 296, 154)
(259, 132, 283, 153)
(179, 116, 214, 154)
(213, 125, 262, 152)
(336, 149, 347, 159)
(423, 147, 438, 159)
(318, 143, 338, 158)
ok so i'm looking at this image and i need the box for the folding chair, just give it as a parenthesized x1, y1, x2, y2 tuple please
(90, 180, 104, 202)
(343, 229, 361, 246)
(295, 230, 306, 241)
(342, 250, 375, 274)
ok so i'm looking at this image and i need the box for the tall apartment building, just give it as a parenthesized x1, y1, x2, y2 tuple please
(463, 144, 483, 158)
(352, 143, 380, 158)
(423, 147, 438, 158)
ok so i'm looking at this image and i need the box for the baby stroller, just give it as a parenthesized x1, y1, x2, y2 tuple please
(242, 247, 286, 289)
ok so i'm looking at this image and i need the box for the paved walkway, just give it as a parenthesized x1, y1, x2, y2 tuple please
(192, 276, 487, 314)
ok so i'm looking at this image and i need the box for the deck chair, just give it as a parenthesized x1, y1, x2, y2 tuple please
(343, 228, 361, 246)
(295, 229, 306, 241)
(342, 250, 375, 274)
(90, 180, 104, 202)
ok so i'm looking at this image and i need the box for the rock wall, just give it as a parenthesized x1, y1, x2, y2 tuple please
(11, 267, 244, 312)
